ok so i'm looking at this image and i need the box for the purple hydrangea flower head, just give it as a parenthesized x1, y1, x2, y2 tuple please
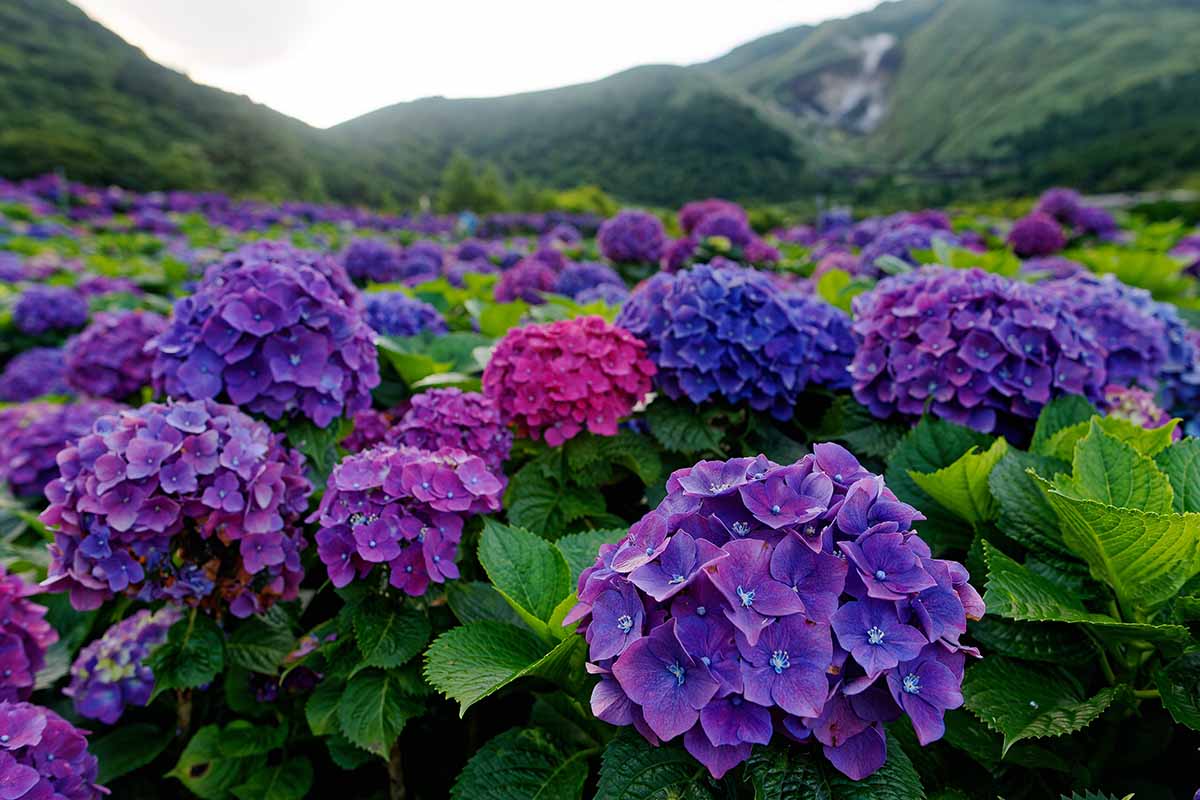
(445, 257, 499, 288)
(1033, 188, 1083, 225)
(569, 445, 981, 780)
(0, 701, 105, 799)
(151, 253, 380, 427)
(1073, 205, 1119, 239)
(694, 213, 756, 248)
(598, 211, 666, 264)
(363, 292, 447, 337)
(40, 399, 312, 617)
(850, 266, 1109, 435)
(311, 444, 504, 595)
(483, 316, 656, 446)
(678, 199, 747, 236)
(859, 225, 957, 276)
(0, 348, 70, 401)
(661, 237, 698, 273)
(387, 388, 511, 472)
(0, 566, 58, 702)
(616, 263, 856, 420)
(396, 241, 445, 286)
(1007, 212, 1065, 258)
(64, 606, 180, 724)
(494, 258, 556, 304)
(12, 286, 88, 335)
(342, 408, 395, 453)
(342, 238, 403, 284)
(0, 400, 122, 498)
(553, 261, 625, 301)
(576, 284, 630, 306)
(64, 310, 167, 400)
(209, 240, 360, 310)
(0, 253, 25, 282)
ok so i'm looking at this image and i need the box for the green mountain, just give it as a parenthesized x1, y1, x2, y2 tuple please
(3, 0, 1198, 206)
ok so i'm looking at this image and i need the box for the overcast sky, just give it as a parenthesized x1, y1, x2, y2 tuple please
(70, 0, 884, 128)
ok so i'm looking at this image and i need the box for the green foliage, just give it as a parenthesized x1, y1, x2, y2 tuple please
(337, 669, 424, 757)
(1155, 438, 1200, 513)
(147, 612, 225, 699)
(232, 759, 313, 800)
(815, 268, 873, 313)
(909, 437, 1007, 526)
(451, 729, 589, 800)
(478, 518, 572, 638)
(596, 729, 718, 800)
(351, 597, 432, 672)
(91, 724, 171, 784)
(225, 618, 295, 675)
(744, 734, 925, 800)
(423, 621, 562, 714)
(1154, 651, 1200, 730)
(167, 725, 265, 799)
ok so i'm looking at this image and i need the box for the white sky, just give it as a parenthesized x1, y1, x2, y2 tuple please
(70, 0, 884, 128)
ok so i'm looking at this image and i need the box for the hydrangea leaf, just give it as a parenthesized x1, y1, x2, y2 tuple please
(147, 612, 225, 700)
(219, 720, 289, 758)
(595, 729, 719, 800)
(962, 657, 1124, 755)
(1044, 415, 1178, 462)
(232, 758, 313, 800)
(1031, 396, 1098, 455)
(815, 267, 872, 314)
(283, 418, 344, 487)
(968, 617, 1095, 665)
(92, 723, 171, 784)
(305, 679, 343, 736)
(644, 398, 725, 455)
(477, 300, 531, 338)
(1155, 438, 1200, 513)
(556, 528, 626, 584)
(450, 728, 588, 800)
(600, 429, 663, 486)
(1060, 793, 1134, 800)
(446, 581, 525, 627)
(225, 618, 296, 675)
(423, 620, 551, 716)
(745, 733, 924, 800)
(478, 518, 572, 634)
(988, 449, 1073, 561)
(560, 486, 608, 524)
(351, 597, 431, 671)
(1037, 477, 1200, 611)
(942, 712, 1073, 775)
(506, 476, 569, 539)
(167, 725, 261, 800)
(811, 397, 907, 463)
(908, 436, 1007, 525)
(1055, 420, 1173, 513)
(326, 733, 372, 771)
(376, 336, 453, 384)
(1154, 651, 1200, 731)
(337, 669, 424, 757)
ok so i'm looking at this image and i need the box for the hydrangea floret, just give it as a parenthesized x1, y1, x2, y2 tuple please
(0, 566, 58, 703)
(0, 700, 106, 799)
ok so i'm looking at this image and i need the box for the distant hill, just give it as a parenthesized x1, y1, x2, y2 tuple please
(3, 0, 1199, 206)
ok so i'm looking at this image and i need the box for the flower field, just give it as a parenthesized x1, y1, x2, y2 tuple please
(0, 174, 1198, 799)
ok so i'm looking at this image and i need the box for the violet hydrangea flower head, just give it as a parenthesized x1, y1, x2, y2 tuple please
(64, 310, 167, 400)
(859, 224, 957, 276)
(342, 408, 395, 453)
(1007, 212, 1065, 258)
(661, 237, 698, 273)
(0, 700, 105, 799)
(0, 566, 58, 702)
(1073, 205, 1120, 239)
(40, 399, 312, 617)
(311, 444, 504, 595)
(1033, 187, 1083, 225)
(209, 240, 360, 311)
(65, 606, 181, 724)
(694, 213, 756, 249)
(342, 238, 403, 284)
(12, 285, 88, 336)
(616, 263, 856, 421)
(387, 388, 512, 472)
(553, 261, 625, 301)
(482, 316, 655, 446)
(363, 292, 447, 337)
(494, 257, 557, 304)
(850, 266, 1109, 435)
(568, 445, 980, 780)
(0, 347, 70, 401)
(598, 211, 666, 265)
(0, 400, 122, 498)
(396, 241, 445, 286)
(151, 254, 380, 428)
(678, 199, 747, 236)
(576, 283, 631, 306)
(0, 252, 25, 282)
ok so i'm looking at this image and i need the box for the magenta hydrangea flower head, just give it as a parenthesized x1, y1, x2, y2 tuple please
(494, 257, 557, 304)
(0, 400, 122, 499)
(616, 263, 855, 420)
(678, 199, 747, 235)
(387, 388, 512, 472)
(311, 444, 504, 595)
(0, 700, 106, 799)
(1007, 212, 1065, 258)
(568, 445, 980, 780)
(850, 266, 1109, 435)
(40, 399, 312, 617)
(12, 286, 89, 336)
(64, 310, 167, 400)
(363, 292, 447, 337)
(342, 238, 403, 284)
(598, 211, 666, 265)
(0, 347, 70, 401)
(482, 316, 656, 447)
(0, 566, 58, 702)
(64, 606, 180, 724)
(151, 253, 380, 428)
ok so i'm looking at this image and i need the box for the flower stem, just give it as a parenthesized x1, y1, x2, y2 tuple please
(388, 739, 406, 800)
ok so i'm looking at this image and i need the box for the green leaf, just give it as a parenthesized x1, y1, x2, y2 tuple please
(423, 621, 550, 715)
(968, 617, 1095, 665)
(352, 597, 431, 671)
(337, 669, 424, 757)
(377, 337, 452, 384)
(327, 733, 372, 771)
(746, 733, 925, 800)
(283, 418, 343, 486)
(225, 618, 295, 675)
(478, 518, 572, 636)
(1045, 415, 1179, 462)
(305, 679, 343, 736)
(595, 729, 718, 800)
(92, 723, 171, 784)
(556, 528, 626, 584)
(167, 725, 258, 800)
(601, 429, 663, 486)
(1155, 438, 1200, 513)
(1057, 421, 1173, 513)
(219, 720, 288, 758)
(815, 268, 872, 314)
(451, 728, 588, 800)
(962, 657, 1124, 755)
(644, 398, 723, 454)
(908, 437, 1007, 525)
(147, 613, 225, 698)
(1031, 396, 1098, 455)
(446, 581, 525, 627)
(988, 449, 1073, 560)
(506, 476, 567, 538)
(232, 759, 313, 800)
(1155, 651, 1200, 731)
(478, 301, 530, 337)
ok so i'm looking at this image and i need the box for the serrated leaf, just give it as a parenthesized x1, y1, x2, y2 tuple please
(1155, 438, 1200, 513)
(968, 617, 1095, 665)
(909, 437, 1007, 525)
(746, 733, 925, 800)
(1155, 651, 1200, 731)
(446, 581, 524, 627)
(423, 621, 549, 715)
(352, 597, 431, 671)
(148, 612, 224, 699)
(559, 485, 607, 523)
(507, 478, 567, 538)
(337, 669, 424, 757)
(225, 618, 295, 675)
(305, 679, 343, 736)
(963, 657, 1123, 755)
(645, 398, 723, 454)
(1059, 793, 1133, 800)
(1032, 396, 1098, 455)
(327, 733, 372, 771)
(167, 725, 259, 800)
(1058, 421, 1173, 513)
(91, 723, 170, 784)
(988, 449, 1073, 560)
(232, 758, 313, 800)
(451, 728, 588, 800)
(596, 729, 718, 800)
(478, 518, 572, 635)
(1046, 415, 1178, 462)
(220, 720, 288, 758)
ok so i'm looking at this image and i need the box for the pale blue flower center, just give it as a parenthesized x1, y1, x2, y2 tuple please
(866, 626, 886, 645)
(736, 585, 756, 607)
(769, 649, 791, 674)
(732, 521, 751, 536)
(695, 605, 707, 617)
(289, 354, 301, 366)
(902, 673, 921, 694)
(770, 504, 781, 515)
(874, 569, 887, 581)
(668, 574, 685, 584)
(667, 662, 686, 686)
(616, 614, 633, 634)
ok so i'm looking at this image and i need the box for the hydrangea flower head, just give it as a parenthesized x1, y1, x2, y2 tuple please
(554, 262, 625, 301)
(0, 347, 70, 401)
(64, 310, 167, 400)
(65, 606, 180, 724)
(0, 566, 58, 702)
(364, 292, 447, 337)
(598, 211, 666, 264)
(859, 225, 957, 275)
(387, 388, 511, 471)
(616, 263, 855, 420)
(1104, 385, 1178, 438)
(678, 199, 747, 235)
(850, 266, 1108, 435)
(694, 213, 756, 248)
(342, 408, 395, 453)
(211, 240, 360, 310)
(396, 242, 445, 286)
(40, 399, 311, 617)
(1007, 213, 1065, 258)
(0, 400, 122, 498)
(151, 254, 380, 427)
(13, 286, 88, 335)
(483, 316, 655, 446)
(0, 700, 105, 799)
(569, 446, 980, 780)
(0, 253, 25, 283)
(495, 258, 557, 304)
(312, 444, 503, 595)
(1033, 188, 1083, 225)
(343, 238, 403, 284)
(576, 284, 630, 306)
